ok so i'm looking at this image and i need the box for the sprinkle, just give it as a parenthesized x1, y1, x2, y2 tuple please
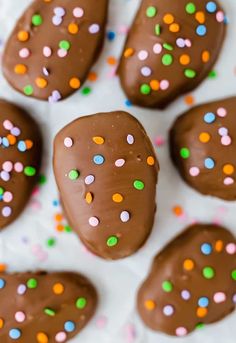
(17, 31, 29, 42)
(9, 328, 21, 340)
(32, 14, 43, 26)
(206, 1, 217, 13)
(217, 107, 227, 117)
(140, 84, 151, 95)
(27, 278, 38, 288)
(35, 77, 48, 89)
(70, 78, 81, 89)
(232, 270, 236, 280)
(196, 25, 207, 36)
(115, 159, 125, 167)
(107, 236, 119, 247)
(224, 177, 234, 186)
(112, 193, 123, 203)
(44, 308, 56, 316)
(133, 180, 145, 190)
(24, 85, 34, 96)
(204, 157, 215, 169)
(141, 66, 152, 77)
(92, 136, 105, 145)
(162, 54, 173, 66)
(85, 192, 93, 204)
(0, 278, 5, 289)
(64, 137, 73, 148)
(2, 206, 12, 217)
(226, 243, 236, 254)
(73, 7, 84, 18)
(202, 266, 215, 279)
(162, 280, 173, 292)
(201, 243, 212, 255)
(43, 46, 52, 57)
(138, 50, 148, 61)
(213, 292, 226, 303)
(89, 216, 99, 227)
(196, 307, 208, 318)
(163, 305, 174, 316)
(198, 297, 209, 307)
(24, 166, 36, 176)
(15, 311, 26, 323)
(146, 6, 157, 18)
(85, 175, 95, 185)
(185, 3, 196, 14)
(54, 7, 66, 17)
(64, 321, 76, 332)
(223, 164, 234, 175)
(221, 136, 231, 146)
(127, 134, 134, 145)
(53, 283, 64, 295)
(176, 327, 187, 337)
(144, 300, 155, 310)
(120, 211, 130, 222)
(183, 259, 194, 271)
(184, 69, 196, 78)
(55, 332, 67, 342)
(14, 64, 27, 74)
(68, 169, 80, 180)
(93, 155, 105, 165)
(180, 147, 190, 159)
(147, 156, 155, 166)
(204, 112, 216, 123)
(17, 284, 26, 295)
(89, 24, 100, 34)
(189, 166, 200, 177)
(153, 43, 162, 54)
(68, 23, 79, 34)
(36, 332, 49, 343)
(181, 289, 191, 300)
(59, 40, 71, 51)
(76, 297, 87, 309)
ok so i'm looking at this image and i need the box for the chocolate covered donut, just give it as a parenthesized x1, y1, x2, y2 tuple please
(0, 271, 97, 342)
(118, 0, 226, 109)
(2, 0, 108, 102)
(137, 224, 236, 336)
(0, 100, 42, 229)
(170, 97, 236, 201)
(53, 111, 159, 260)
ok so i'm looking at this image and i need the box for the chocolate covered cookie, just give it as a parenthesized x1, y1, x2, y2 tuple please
(170, 97, 236, 201)
(53, 111, 159, 260)
(137, 224, 236, 336)
(118, 0, 226, 109)
(0, 271, 97, 342)
(0, 100, 42, 229)
(2, 0, 108, 102)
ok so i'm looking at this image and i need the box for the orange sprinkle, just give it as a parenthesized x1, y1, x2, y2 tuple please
(7, 134, 16, 145)
(150, 80, 160, 91)
(88, 71, 98, 82)
(107, 56, 117, 65)
(14, 64, 27, 75)
(112, 193, 123, 203)
(93, 136, 104, 145)
(199, 132, 210, 143)
(195, 11, 205, 24)
(0, 318, 4, 329)
(56, 224, 64, 232)
(85, 192, 93, 204)
(215, 240, 223, 252)
(163, 14, 174, 24)
(53, 283, 64, 295)
(25, 140, 34, 149)
(17, 30, 29, 42)
(35, 77, 48, 89)
(124, 48, 134, 58)
(183, 259, 195, 271)
(223, 164, 234, 175)
(147, 156, 155, 166)
(36, 332, 49, 343)
(144, 300, 156, 311)
(184, 95, 195, 106)
(179, 54, 191, 66)
(173, 205, 183, 216)
(202, 50, 210, 63)
(0, 264, 7, 272)
(169, 23, 180, 33)
(68, 22, 79, 34)
(55, 213, 63, 222)
(197, 307, 208, 318)
(69, 77, 81, 89)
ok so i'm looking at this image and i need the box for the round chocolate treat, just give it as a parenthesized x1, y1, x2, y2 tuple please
(118, 0, 226, 109)
(170, 97, 236, 201)
(137, 224, 236, 336)
(0, 99, 42, 229)
(2, 0, 108, 102)
(0, 271, 97, 342)
(53, 111, 159, 260)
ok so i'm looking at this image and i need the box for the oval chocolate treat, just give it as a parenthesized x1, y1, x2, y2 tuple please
(0, 99, 42, 229)
(0, 271, 97, 342)
(137, 224, 236, 336)
(170, 97, 236, 201)
(2, 0, 108, 102)
(53, 111, 159, 260)
(118, 0, 226, 109)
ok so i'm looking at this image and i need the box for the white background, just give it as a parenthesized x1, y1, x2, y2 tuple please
(0, 0, 235, 342)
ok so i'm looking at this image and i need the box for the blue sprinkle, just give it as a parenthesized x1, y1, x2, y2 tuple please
(2, 137, 9, 147)
(125, 99, 132, 107)
(93, 154, 105, 165)
(204, 112, 216, 124)
(198, 297, 209, 308)
(18, 141, 26, 152)
(204, 157, 215, 169)
(206, 1, 217, 13)
(201, 243, 212, 255)
(52, 199, 60, 207)
(196, 25, 207, 36)
(0, 278, 5, 289)
(107, 31, 116, 41)
(0, 195, 3, 201)
(9, 329, 21, 340)
(64, 320, 76, 332)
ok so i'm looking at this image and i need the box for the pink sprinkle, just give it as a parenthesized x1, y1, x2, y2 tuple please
(2, 206, 12, 217)
(57, 49, 68, 58)
(160, 80, 169, 90)
(185, 39, 192, 47)
(138, 50, 148, 61)
(217, 107, 227, 117)
(89, 217, 99, 227)
(189, 167, 200, 177)
(73, 7, 84, 18)
(216, 11, 224, 23)
(64, 137, 73, 148)
(19, 48, 30, 58)
(2, 161, 13, 172)
(218, 127, 228, 136)
(153, 43, 162, 54)
(224, 177, 234, 186)
(15, 311, 26, 323)
(89, 24, 100, 34)
(55, 332, 67, 342)
(43, 46, 52, 57)
(14, 162, 23, 173)
(3, 120, 13, 130)
(226, 243, 236, 254)
(214, 292, 226, 303)
(176, 327, 187, 337)
(221, 135, 231, 146)
(3, 192, 13, 203)
(115, 159, 125, 167)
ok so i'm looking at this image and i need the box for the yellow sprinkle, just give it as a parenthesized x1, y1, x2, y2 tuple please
(85, 192, 93, 204)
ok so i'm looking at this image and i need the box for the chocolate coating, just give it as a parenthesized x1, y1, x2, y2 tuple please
(118, 0, 226, 109)
(170, 97, 236, 201)
(2, 0, 108, 102)
(0, 271, 97, 342)
(0, 100, 42, 229)
(137, 224, 236, 336)
(53, 111, 159, 260)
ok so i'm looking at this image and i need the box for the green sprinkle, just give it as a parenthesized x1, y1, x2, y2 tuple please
(47, 238, 56, 247)
(155, 24, 161, 35)
(64, 225, 72, 233)
(185, 3, 196, 14)
(133, 180, 145, 190)
(82, 87, 91, 95)
(44, 308, 56, 316)
(184, 69, 196, 78)
(196, 323, 205, 330)
(68, 169, 80, 180)
(162, 281, 173, 293)
(140, 84, 151, 95)
(39, 174, 47, 185)
(231, 269, 236, 280)
(24, 85, 33, 96)
(24, 166, 36, 176)
(208, 70, 217, 79)
(76, 297, 87, 309)
(27, 278, 38, 289)
(107, 236, 119, 247)
(32, 14, 43, 26)
(0, 187, 4, 196)
(180, 148, 190, 159)
(162, 54, 173, 66)
(59, 40, 71, 50)
(163, 43, 173, 51)
(202, 266, 215, 279)
(146, 6, 157, 18)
